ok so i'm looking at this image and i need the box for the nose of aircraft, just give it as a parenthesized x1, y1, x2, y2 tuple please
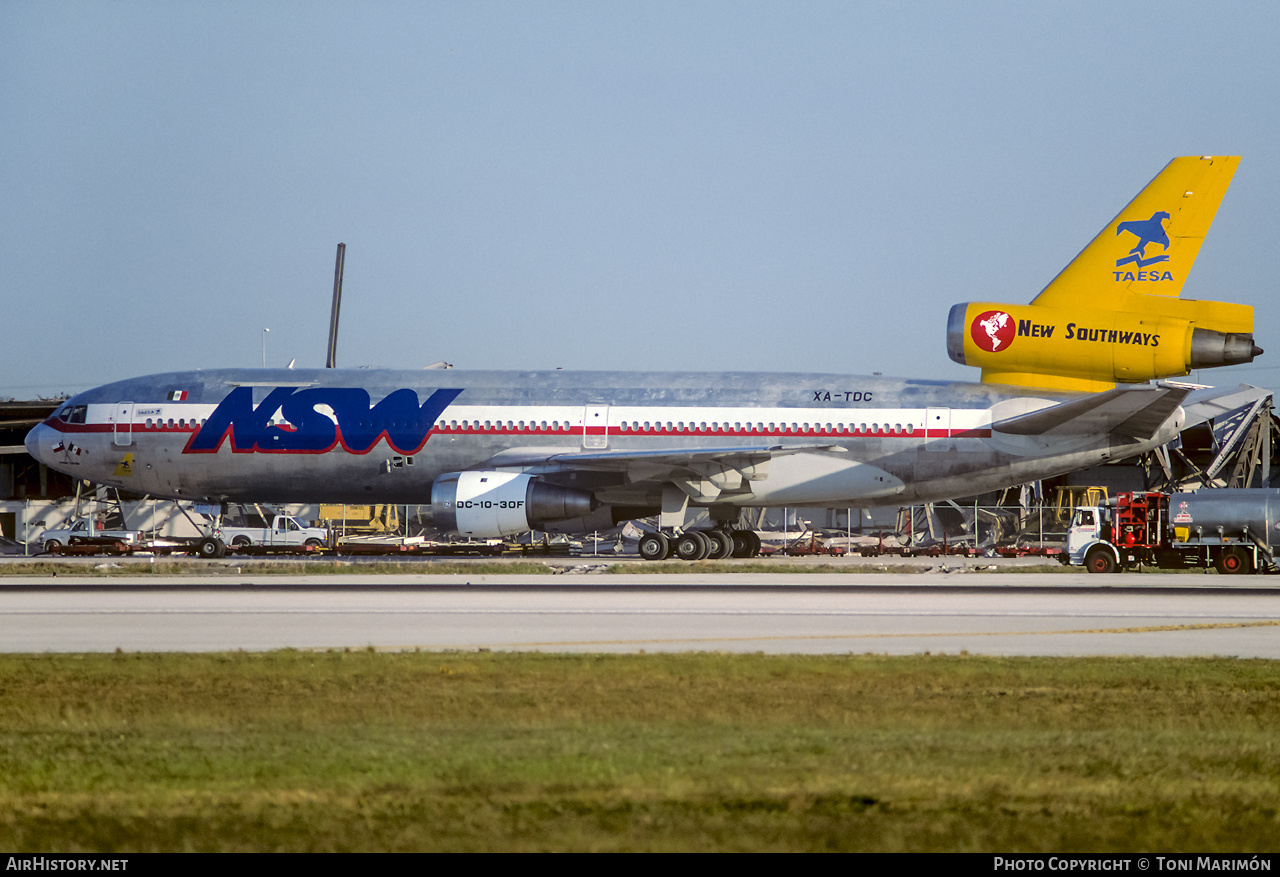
(24, 421, 51, 466)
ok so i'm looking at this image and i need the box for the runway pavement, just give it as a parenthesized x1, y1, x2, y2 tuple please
(2, 567, 1279, 656)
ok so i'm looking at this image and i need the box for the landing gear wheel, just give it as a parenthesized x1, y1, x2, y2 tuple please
(196, 537, 225, 559)
(675, 531, 711, 561)
(638, 532, 670, 561)
(730, 529, 761, 558)
(1085, 546, 1116, 574)
(706, 530, 734, 560)
(1215, 546, 1251, 575)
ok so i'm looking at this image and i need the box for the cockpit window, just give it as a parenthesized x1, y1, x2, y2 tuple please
(57, 404, 88, 424)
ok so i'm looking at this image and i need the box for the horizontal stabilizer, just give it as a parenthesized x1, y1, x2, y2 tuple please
(1179, 383, 1273, 429)
(993, 385, 1189, 441)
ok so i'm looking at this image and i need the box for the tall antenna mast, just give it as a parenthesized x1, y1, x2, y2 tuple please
(325, 242, 345, 368)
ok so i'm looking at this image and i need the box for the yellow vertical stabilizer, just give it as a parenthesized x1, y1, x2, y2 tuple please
(1033, 155, 1239, 307)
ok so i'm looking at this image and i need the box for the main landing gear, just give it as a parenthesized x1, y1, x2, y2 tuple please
(637, 528, 762, 561)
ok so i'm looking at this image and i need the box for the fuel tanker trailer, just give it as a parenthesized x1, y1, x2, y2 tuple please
(1065, 489, 1280, 574)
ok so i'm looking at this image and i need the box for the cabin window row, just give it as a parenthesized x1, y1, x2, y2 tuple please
(614, 422, 914, 435)
(142, 418, 208, 429)
(435, 420, 916, 435)
(133, 417, 918, 436)
(445, 421, 567, 431)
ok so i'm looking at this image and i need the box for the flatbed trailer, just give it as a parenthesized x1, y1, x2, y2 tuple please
(57, 536, 134, 556)
(782, 534, 847, 557)
(223, 543, 328, 556)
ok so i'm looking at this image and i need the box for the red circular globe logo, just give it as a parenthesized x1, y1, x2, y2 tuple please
(970, 310, 1016, 353)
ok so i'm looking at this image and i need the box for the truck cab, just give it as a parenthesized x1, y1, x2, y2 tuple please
(1066, 505, 1118, 572)
(1065, 492, 1167, 573)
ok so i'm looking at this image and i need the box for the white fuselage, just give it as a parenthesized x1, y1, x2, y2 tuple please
(25, 368, 1181, 521)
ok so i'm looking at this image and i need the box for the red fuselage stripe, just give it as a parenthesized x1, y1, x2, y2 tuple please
(43, 420, 992, 440)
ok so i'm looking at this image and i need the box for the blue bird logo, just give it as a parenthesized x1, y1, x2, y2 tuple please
(1115, 211, 1171, 267)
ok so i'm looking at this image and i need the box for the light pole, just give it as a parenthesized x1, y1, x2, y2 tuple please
(261, 328, 270, 368)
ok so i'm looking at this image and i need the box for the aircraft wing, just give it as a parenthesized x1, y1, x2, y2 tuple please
(482, 442, 845, 473)
(992, 384, 1190, 440)
(479, 441, 892, 505)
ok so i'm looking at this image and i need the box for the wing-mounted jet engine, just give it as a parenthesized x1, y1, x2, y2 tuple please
(947, 156, 1261, 392)
(430, 471, 598, 538)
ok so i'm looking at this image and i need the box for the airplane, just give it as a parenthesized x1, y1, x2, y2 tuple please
(25, 156, 1266, 560)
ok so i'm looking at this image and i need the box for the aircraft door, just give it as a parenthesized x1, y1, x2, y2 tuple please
(583, 404, 609, 449)
(113, 402, 135, 447)
(925, 408, 951, 451)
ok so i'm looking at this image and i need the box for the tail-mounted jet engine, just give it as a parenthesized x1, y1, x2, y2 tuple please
(430, 471, 598, 538)
(947, 299, 1261, 392)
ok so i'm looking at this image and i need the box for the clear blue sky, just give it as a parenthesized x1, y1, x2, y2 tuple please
(4, 1, 1279, 398)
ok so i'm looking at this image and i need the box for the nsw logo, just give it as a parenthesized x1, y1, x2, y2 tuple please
(970, 310, 1015, 353)
(1115, 211, 1171, 268)
(185, 386, 463, 455)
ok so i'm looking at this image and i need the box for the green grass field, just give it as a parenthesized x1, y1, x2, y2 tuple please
(0, 651, 1276, 851)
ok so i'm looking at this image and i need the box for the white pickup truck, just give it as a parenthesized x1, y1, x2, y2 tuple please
(219, 515, 330, 553)
(38, 518, 141, 554)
